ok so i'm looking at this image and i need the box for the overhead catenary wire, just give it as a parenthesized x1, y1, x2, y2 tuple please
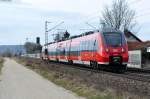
(45, 21, 64, 46)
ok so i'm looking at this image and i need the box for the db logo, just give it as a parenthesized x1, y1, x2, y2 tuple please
(113, 49, 118, 52)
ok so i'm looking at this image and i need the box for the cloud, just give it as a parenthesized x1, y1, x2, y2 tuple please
(0, 0, 150, 45)
(0, 0, 22, 4)
(0, 3, 90, 45)
(0, 0, 12, 2)
(21, 0, 105, 15)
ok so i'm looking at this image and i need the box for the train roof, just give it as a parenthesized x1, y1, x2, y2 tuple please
(100, 27, 122, 33)
(70, 30, 98, 39)
(44, 30, 99, 46)
(44, 28, 122, 46)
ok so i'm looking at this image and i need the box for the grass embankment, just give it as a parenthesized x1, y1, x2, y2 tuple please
(28, 66, 115, 99)
(0, 58, 4, 74)
(16, 58, 142, 99)
(33, 68, 114, 99)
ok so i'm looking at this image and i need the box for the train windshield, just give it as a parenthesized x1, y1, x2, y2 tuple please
(103, 33, 123, 47)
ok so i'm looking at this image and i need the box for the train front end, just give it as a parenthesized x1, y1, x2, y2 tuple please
(99, 29, 128, 71)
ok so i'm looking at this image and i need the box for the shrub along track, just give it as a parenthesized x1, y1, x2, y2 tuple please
(17, 57, 150, 99)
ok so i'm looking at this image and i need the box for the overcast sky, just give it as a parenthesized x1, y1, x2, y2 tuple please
(0, 0, 150, 45)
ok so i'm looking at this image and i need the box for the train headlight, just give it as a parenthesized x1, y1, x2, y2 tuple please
(105, 48, 109, 52)
(122, 48, 125, 52)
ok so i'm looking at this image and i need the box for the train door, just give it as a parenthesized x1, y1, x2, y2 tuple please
(90, 39, 98, 68)
(79, 41, 82, 61)
(68, 39, 73, 64)
(92, 39, 97, 61)
(65, 40, 70, 60)
(56, 42, 59, 61)
(44, 48, 48, 60)
(64, 42, 67, 60)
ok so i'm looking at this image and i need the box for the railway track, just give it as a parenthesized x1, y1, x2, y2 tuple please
(127, 68, 150, 74)
(124, 72, 150, 82)
(40, 60, 150, 83)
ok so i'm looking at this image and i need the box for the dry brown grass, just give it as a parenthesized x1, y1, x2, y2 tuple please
(15, 57, 149, 99)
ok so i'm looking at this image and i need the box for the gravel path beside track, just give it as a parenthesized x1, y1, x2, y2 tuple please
(0, 58, 85, 99)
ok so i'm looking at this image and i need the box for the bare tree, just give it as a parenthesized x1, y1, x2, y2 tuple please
(24, 42, 42, 54)
(101, 0, 136, 31)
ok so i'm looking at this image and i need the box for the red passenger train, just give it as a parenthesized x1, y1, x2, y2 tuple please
(42, 28, 128, 72)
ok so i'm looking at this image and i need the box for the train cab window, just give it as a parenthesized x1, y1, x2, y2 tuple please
(103, 33, 122, 47)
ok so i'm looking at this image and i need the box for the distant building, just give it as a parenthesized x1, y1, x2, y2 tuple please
(124, 30, 150, 68)
(124, 30, 150, 52)
(125, 31, 142, 42)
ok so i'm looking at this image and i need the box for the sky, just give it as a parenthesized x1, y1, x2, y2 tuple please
(0, 0, 150, 45)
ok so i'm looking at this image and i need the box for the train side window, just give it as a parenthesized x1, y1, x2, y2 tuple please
(85, 41, 88, 51)
(84, 41, 86, 50)
(78, 44, 80, 55)
(81, 42, 83, 51)
(92, 40, 95, 51)
(51, 48, 53, 55)
(84, 41, 86, 51)
(79, 42, 82, 52)
(87, 41, 90, 51)
(82, 41, 84, 51)
(84, 41, 85, 51)
(86, 41, 88, 51)
(75, 46, 77, 56)
(57, 49, 60, 56)
(89, 40, 93, 51)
